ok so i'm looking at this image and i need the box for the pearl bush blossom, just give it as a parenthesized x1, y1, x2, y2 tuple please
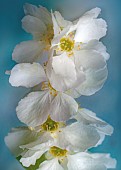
(5, 3, 116, 170)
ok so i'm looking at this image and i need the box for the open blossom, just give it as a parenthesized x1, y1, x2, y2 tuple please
(49, 8, 109, 96)
(12, 3, 54, 63)
(39, 150, 116, 170)
(9, 62, 79, 127)
(5, 115, 116, 168)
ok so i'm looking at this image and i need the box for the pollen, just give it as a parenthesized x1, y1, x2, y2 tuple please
(42, 24, 54, 49)
(60, 37, 74, 52)
(41, 116, 59, 132)
(49, 146, 68, 157)
(48, 82, 58, 96)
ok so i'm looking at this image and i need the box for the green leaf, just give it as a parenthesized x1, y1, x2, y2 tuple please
(17, 154, 46, 170)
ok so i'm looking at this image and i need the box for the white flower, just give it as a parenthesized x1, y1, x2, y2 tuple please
(49, 8, 109, 96)
(9, 63, 78, 127)
(12, 3, 54, 63)
(20, 141, 116, 169)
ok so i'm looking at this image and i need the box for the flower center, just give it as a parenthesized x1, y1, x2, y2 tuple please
(49, 146, 68, 157)
(60, 37, 74, 52)
(41, 117, 59, 132)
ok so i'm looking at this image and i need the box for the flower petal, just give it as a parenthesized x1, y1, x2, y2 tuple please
(12, 40, 45, 63)
(81, 7, 101, 20)
(51, 12, 60, 36)
(75, 108, 114, 136)
(54, 11, 72, 28)
(91, 153, 117, 169)
(50, 93, 78, 122)
(20, 149, 46, 167)
(47, 53, 77, 91)
(52, 53, 76, 78)
(67, 152, 105, 170)
(38, 159, 64, 170)
(24, 3, 52, 25)
(75, 16, 107, 43)
(16, 91, 50, 127)
(21, 132, 53, 150)
(22, 15, 47, 35)
(9, 63, 46, 88)
(67, 152, 116, 170)
(81, 40, 110, 60)
(5, 127, 38, 157)
(74, 50, 106, 71)
(69, 50, 108, 97)
(56, 122, 100, 152)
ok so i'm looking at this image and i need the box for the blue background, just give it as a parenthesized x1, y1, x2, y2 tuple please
(0, 0, 121, 169)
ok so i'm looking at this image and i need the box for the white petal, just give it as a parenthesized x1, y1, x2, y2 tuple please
(54, 11, 72, 28)
(22, 15, 47, 35)
(24, 3, 52, 25)
(70, 50, 108, 97)
(47, 53, 77, 91)
(50, 93, 78, 122)
(12, 40, 45, 63)
(91, 153, 117, 169)
(56, 122, 100, 151)
(38, 158, 64, 170)
(73, 8, 101, 26)
(81, 7, 101, 19)
(75, 18, 107, 43)
(76, 108, 114, 135)
(16, 91, 50, 127)
(74, 50, 106, 71)
(5, 127, 38, 157)
(21, 132, 53, 150)
(9, 63, 46, 88)
(51, 12, 60, 36)
(20, 149, 46, 167)
(81, 40, 110, 60)
(67, 152, 108, 170)
(52, 53, 76, 78)
(75, 66, 107, 96)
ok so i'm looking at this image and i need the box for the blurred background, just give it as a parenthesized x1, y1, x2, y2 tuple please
(0, 0, 121, 169)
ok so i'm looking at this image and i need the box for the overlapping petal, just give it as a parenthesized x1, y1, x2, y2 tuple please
(55, 122, 100, 151)
(38, 159, 64, 170)
(75, 108, 114, 135)
(9, 63, 46, 88)
(67, 152, 116, 170)
(12, 41, 45, 63)
(74, 8, 107, 43)
(24, 3, 52, 25)
(4, 127, 38, 157)
(16, 91, 50, 127)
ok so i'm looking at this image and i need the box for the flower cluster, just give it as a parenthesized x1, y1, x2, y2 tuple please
(5, 3, 116, 170)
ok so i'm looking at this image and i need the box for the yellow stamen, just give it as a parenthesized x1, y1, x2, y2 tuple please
(49, 146, 68, 157)
(41, 116, 59, 132)
(60, 37, 74, 52)
(48, 82, 58, 96)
